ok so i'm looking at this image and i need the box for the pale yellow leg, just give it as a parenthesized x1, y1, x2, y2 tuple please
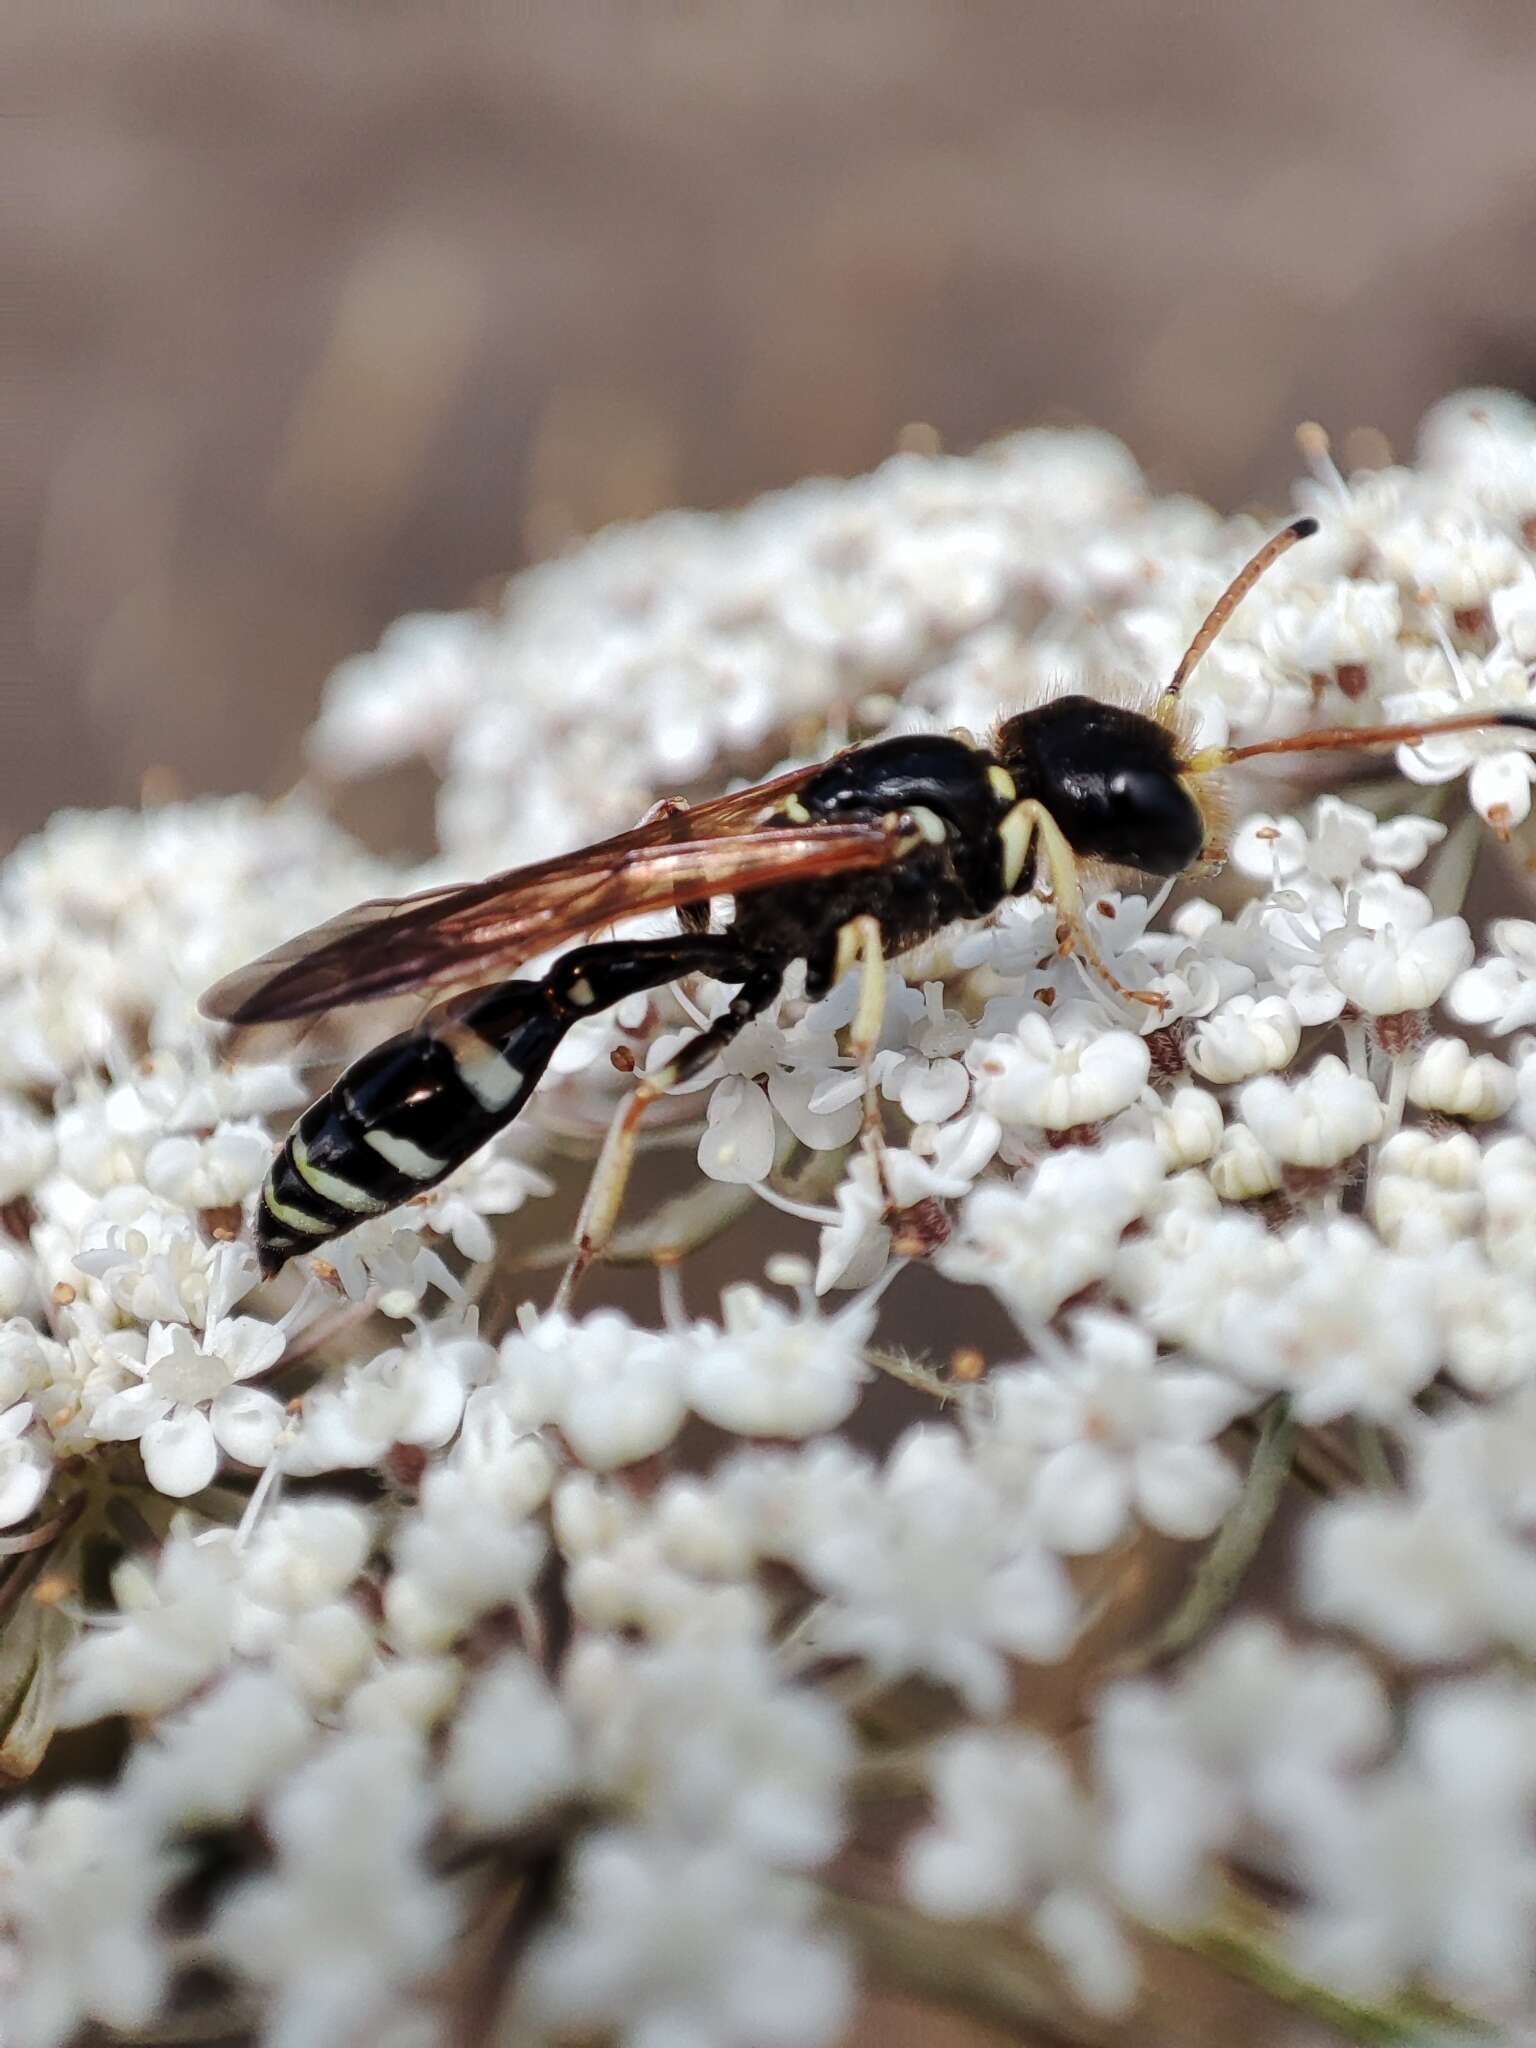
(557, 968, 777, 1304)
(1015, 799, 1169, 1014)
(844, 913, 888, 1063)
(829, 911, 894, 1168)
(556, 1079, 663, 1310)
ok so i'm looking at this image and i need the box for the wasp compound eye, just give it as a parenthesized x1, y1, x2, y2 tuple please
(1104, 764, 1206, 875)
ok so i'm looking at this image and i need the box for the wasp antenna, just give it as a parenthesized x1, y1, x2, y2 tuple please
(1163, 517, 1319, 703)
(1222, 707, 1536, 766)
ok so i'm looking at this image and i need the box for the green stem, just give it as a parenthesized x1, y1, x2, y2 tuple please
(830, 1888, 1488, 2048)
(1116, 1397, 1297, 1675)
(1424, 803, 1484, 923)
(824, 1891, 1107, 2048)
(1354, 1417, 1396, 1491)
(1169, 1912, 1491, 2045)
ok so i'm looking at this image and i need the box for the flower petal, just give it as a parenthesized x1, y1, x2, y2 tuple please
(142, 1408, 220, 1497)
(698, 1077, 777, 1185)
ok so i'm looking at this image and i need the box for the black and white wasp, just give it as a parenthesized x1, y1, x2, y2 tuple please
(202, 517, 1536, 1289)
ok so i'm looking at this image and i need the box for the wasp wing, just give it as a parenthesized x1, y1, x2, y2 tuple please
(615, 757, 846, 839)
(200, 814, 898, 1025)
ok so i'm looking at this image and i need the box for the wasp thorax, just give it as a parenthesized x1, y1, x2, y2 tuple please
(996, 695, 1205, 876)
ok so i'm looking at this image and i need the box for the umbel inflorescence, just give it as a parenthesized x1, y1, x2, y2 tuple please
(5, 395, 1536, 2045)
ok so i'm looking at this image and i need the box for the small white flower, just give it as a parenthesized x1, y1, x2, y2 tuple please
(970, 1313, 1244, 1552)
(308, 611, 488, 778)
(1450, 920, 1536, 1034)
(272, 1600, 376, 1707)
(1370, 1128, 1483, 1250)
(1187, 993, 1302, 1085)
(0, 1791, 177, 2043)
(0, 1097, 55, 1205)
(238, 1500, 373, 1616)
(143, 1123, 273, 1209)
(524, 1827, 853, 2048)
(650, 1471, 761, 1582)
(1094, 1619, 1391, 1922)
(788, 1425, 1078, 1712)
(324, 1222, 463, 1319)
(1231, 794, 1435, 888)
(440, 1652, 580, 1835)
(344, 1654, 460, 1738)
(878, 1109, 1001, 1206)
(904, 1729, 1137, 2017)
(73, 1201, 257, 1328)
(698, 1076, 778, 1184)
(385, 1459, 547, 1654)
(1384, 643, 1536, 830)
(813, 1153, 891, 1296)
(941, 1138, 1163, 1327)
(1231, 1220, 1442, 1420)
(686, 1285, 872, 1439)
(0, 1244, 32, 1319)
(121, 1668, 315, 1832)
(451, 1392, 558, 1515)
(213, 1734, 456, 2048)
(1367, 812, 1450, 873)
(971, 1011, 1149, 1130)
(1287, 1677, 1536, 2008)
(493, 1307, 687, 1470)
(88, 1314, 286, 1497)
(565, 1636, 852, 1867)
(0, 1318, 60, 1411)
(1432, 1246, 1536, 1395)
(0, 1402, 50, 1528)
(1325, 913, 1472, 1015)
(1251, 873, 1436, 1028)
(1206, 1120, 1282, 1203)
(1237, 1055, 1385, 1170)
(290, 1321, 484, 1475)
(58, 1529, 244, 1724)
(1407, 1037, 1516, 1120)
(1152, 1086, 1223, 1171)
(1302, 1474, 1536, 1665)
(866, 981, 975, 1125)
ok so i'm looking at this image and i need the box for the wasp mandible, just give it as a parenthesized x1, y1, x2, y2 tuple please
(202, 516, 1536, 1292)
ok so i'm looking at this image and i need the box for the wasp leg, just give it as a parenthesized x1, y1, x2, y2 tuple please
(1015, 799, 1170, 1015)
(558, 961, 784, 1308)
(828, 913, 891, 1155)
(836, 914, 888, 1064)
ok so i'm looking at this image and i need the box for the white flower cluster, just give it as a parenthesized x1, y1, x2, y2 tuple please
(6, 394, 1536, 2044)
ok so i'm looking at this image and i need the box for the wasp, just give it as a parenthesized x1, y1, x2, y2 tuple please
(202, 515, 1536, 1292)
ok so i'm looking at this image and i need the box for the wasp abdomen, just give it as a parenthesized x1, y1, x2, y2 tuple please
(253, 934, 753, 1276)
(256, 986, 562, 1275)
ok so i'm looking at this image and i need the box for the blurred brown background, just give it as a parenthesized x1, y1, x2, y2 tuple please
(9, 0, 1536, 853)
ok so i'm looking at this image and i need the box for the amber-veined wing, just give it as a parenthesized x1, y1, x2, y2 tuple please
(200, 771, 897, 1026)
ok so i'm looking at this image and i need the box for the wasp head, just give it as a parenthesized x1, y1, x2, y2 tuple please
(995, 695, 1209, 877)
